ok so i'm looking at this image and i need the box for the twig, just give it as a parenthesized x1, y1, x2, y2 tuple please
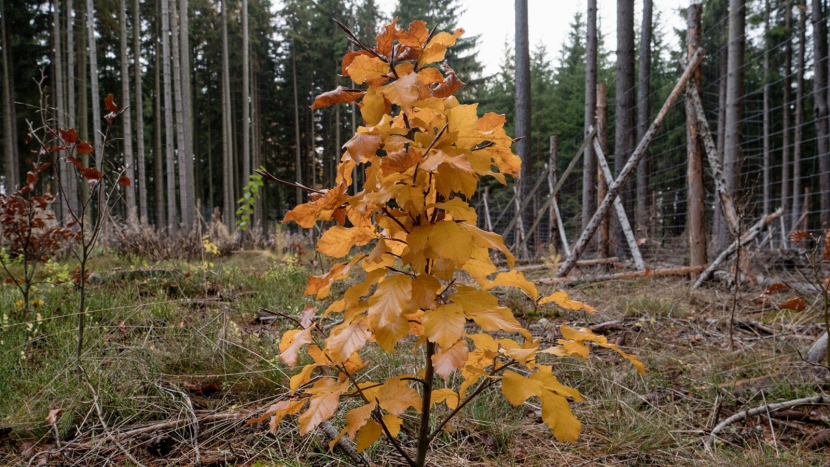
(318, 420, 368, 466)
(256, 168, 323, 194)
(84, 380, 147, 467)
(705, 393, 830, 453)
(155, 383, 201, 466)
(761, 391, 779, 457)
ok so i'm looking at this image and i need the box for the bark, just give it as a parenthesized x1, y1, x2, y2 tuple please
(762, 0, 770, 216)
(723, 0, 745, 237)
(514, 0, 532, 233)
(582, 0, 597, 231)
(241, 0, 250, 202)
(794, 2, 806, 230)
(85, 0, 102, 167)
(292, 40, 302, 204)
(252, 66, 263, 223)
(812, 0, 830, 225)
(686, 3, 706, 277)
(65, 0, 78, 214)
(53, 0, 68, 218)
(614, 0, 635, 255)
(597, 83, 610, 259)
(161, 0, 176, 231)
(715, 0, 729, 247)
(556, 49, 704, 278)
(782, 1, 792, 237)
(179, 0, 193, 213)
(1, 0, 17, 190)
(134, 0, 147, 223)
(221, 0, 234, 228)
(78, 0, 88, 204)
(635, 0, 652, 232)
(170, 0, 191, 228)
(153, 2, 164, 226)
(119, 0, 136, 221)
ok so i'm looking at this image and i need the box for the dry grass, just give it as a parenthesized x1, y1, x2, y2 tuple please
(0, 254, 828, 466)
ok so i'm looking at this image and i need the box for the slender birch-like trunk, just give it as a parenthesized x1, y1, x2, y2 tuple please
(119, 0, 136, 221)
(221, 0, 234, 228)
(161, 0, 177, 230)
(134, 0, 147, 222)
(170, 0, 191, 227)
(635, 0, 652, 231)
(793, 2, 806, 230)
(85, 0, 102, 167)
(582, 0, 597, 231)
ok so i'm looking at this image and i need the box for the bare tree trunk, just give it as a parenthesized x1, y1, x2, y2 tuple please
(762, 0, 771, 216)
(782, 1, 792, 240)
(78, 0, 89, 206)
(635, 0, 652, 233)
(597, 83, 610, 259)
(723, 0, 745, 241)
(179, 0, 193, 216)
(53, 0, 69, 219)
(153, 3, 164, 226)
(794, 1, 806, 230)
(252, 65, 263, 223)
(119, 0, 136, 222)
(686, 2, 706, 276)
(85, 0, 101, 167)
(582, 0, 597, 231)
(715, 0, 729, 247)
(514, 0, 532, 237)
(812, 0, 830, 225)
(134, 0, 147, 223)
(241, 0, 250, 202)
(614, 0, 635, 255)
(1, 0, 17, 190)
(292, 40, 302, 204)
(65, 0, 78, 214)
(161, 0, 176, 231)
(170, 0, 191, 228)
(221, 0, 234, 228)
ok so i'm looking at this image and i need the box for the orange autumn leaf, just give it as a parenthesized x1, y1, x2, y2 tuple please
(310, 86, 365, 109)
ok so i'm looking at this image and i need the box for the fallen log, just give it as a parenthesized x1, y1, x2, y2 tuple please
(535, 265, 705, 286)
(502, 257, 619, 273)
(692, 207, 784, 290)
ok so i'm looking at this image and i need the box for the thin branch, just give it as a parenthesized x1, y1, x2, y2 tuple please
(257, 169, 323, 194)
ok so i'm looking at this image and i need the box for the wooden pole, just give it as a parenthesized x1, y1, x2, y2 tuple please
(538, 265, 705, 286)
(686, 2, 707, 279)
(556, 47, 706, 278)
(547, 136, 570, 257)
(592, 137, 645, 270)
(692, 207, 783, 289)
(597, 83, 610, 259)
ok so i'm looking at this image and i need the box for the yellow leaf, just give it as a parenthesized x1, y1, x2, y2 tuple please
(397, 20, 429, 47)
(381, 146, 423, 176)
(502, 339, 539, 365)
(431, 338, 469, 380)
(356, 420, 383, 452)
(461, 223, 515, 267)
(317, 226, 376, 258)
(367, 275, 414, 352)
(346, 55, 389, 85)
(539, 291, 596, 312)
(379, 71, 419, 109)
(423, 303, 465, 349)
(447, 104, 481, 149)
(428, 220, 473, 267)
(343, 402, 376, 440)
(280, 327, 312, 368)
(538, 340, 590, 359)
(486, 270, 538, 301)
(465, 332, 498, 352)
(501, 370, 544, 405)
(539, 389, 581, 442)
(360, 86, 388, 126)
(382, 414, 403, 437)
(290, 364, 317, 394)
(326, 316, 371, 364)
(344, 128, 382, 164)
(596, 342, 646, 375)
(412, 273, 441, 310)
(299, 378, 348, 435)
(431, 388, 459, 409)
(417, 28, 465, 67)
(528, 371, 584, 402)
(376, 377, 422, 415)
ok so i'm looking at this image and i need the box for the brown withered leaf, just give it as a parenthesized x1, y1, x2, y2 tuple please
(117, 175, 131, 187)
(779, 297, 807, 311)
(59, 128, 78, 143)
(375, 18, 398, 56)
(432, 66, 465, 98)
(397, 20, 430, 48)
(341, 50, 374, 76)
(789, 230, 811, 244)
(762, 283, 788, 295)
(343, 130, 382, 164)
(381, 146, 423, 176)
(310, 86, 365, 110)
(104, 94, 118, 113)
(76, 141, 94, 155)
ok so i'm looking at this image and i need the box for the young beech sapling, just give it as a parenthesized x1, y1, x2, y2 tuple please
(252, 19, 645, 467)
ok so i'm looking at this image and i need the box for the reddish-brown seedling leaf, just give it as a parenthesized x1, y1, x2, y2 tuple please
(790, 230, 811, 244)
(76, 141, 94, 155)
(59, 128, 79, 143)
(81, 167, 102, 182)
(104, 94, 118, 113)
(117, 175, 131, 187)
(762, 283, 788, 295)
(310, 86, 366, 109)
(780, 297, 807, 311)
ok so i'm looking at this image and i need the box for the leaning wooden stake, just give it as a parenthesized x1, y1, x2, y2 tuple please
(688, 84, 740, 233)
(592, 137, 646, 271)
(692, 207, 784, 289)
(556, 47, 706, 278)
(547, 136, 570, 256)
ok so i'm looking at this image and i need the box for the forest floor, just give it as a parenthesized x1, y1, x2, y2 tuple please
(0, 250, 828, 467)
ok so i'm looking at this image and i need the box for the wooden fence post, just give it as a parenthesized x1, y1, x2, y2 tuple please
(686, 2, 707, 279)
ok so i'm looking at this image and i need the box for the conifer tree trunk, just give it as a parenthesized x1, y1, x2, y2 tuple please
(134, 0, 147, 222)
(53, 0, 69, 219)
(119, 0, 136, 221)
(65, 0, 78, 214)
(161, 0, 177, 231)
(78, 0, 89, 205)
(170, 0, 191, 227)
(812, 0, 830, 225)
(221, 0, 234, 228)
(782, 1, 792, 237)
(241, 0, 251, 205)
(794, 1, 806, 230)
(292, 40, 302, 204)
(514, 0, 531, 239)
(154, 13, 165, 227)
(582, 0, 597, 232)
(179, 0, 194, 218)
(762, 0, 770, 216)
(723, 0, 745, 241)
(614, 0, 635, 254)
(686, 2, 706, 275)
(253, 68, 263, 222)
(715, 0, 729, 246)
(1, 0, 18, 190)
(86, 0, 102, 167)
(635, 0, 652, 231)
